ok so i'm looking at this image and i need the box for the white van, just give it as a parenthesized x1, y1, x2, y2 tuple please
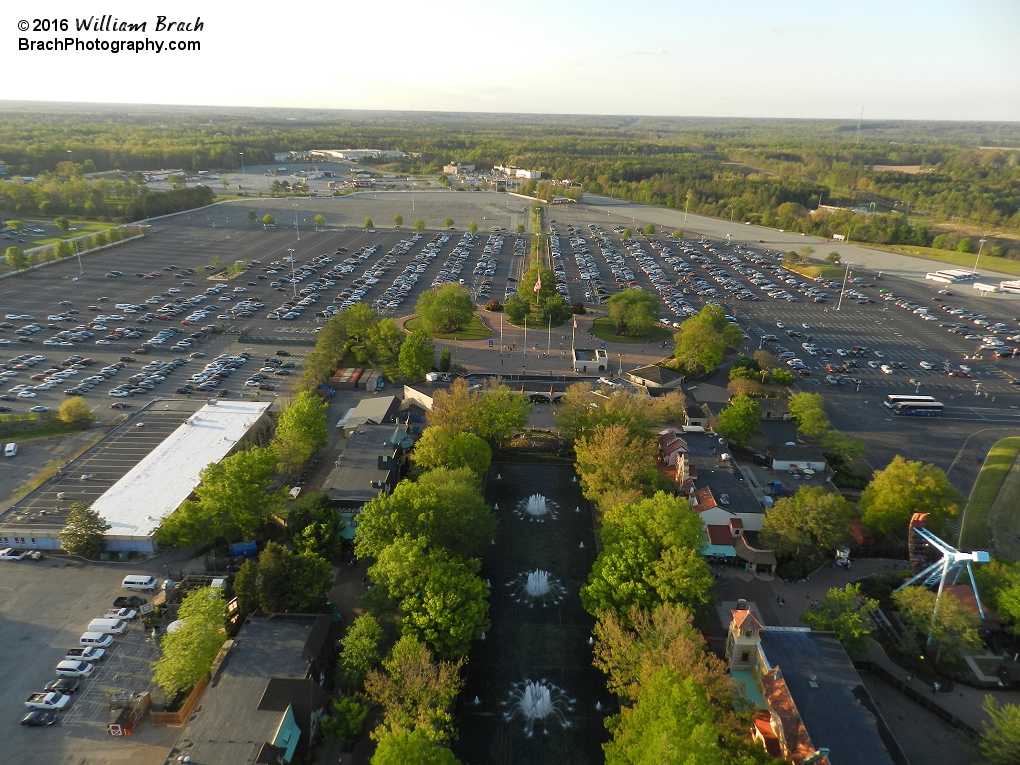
(56, 660, 94, 677)
(4, 442, 17, 457)
(122, 575, 158, 591)
(79, 631, 115, 648)
(87, 618, 127, 634)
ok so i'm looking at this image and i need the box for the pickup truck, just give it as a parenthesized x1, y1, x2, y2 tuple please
(65, 647, 105, 662)
(106, 607, 138, 620)
(0, 548, 27, 561)
(25, 692, 72, 710)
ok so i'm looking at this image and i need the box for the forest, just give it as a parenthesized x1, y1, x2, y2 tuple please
(1, 104, 1018, 249)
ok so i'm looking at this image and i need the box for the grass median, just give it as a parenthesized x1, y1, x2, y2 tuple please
(959, 436, 1020, 551)
(588, 317, 673, 344)
(405, 314, 492, 341)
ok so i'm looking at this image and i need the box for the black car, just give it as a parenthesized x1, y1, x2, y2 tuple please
(21, 710, 57, 726)
(45, 678, 80, 694)
(275, 349, 291, 357)
(114, 595, 147, 608)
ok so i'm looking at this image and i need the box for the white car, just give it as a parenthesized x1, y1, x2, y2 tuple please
(18, 391, 36, 398)
(919, 361, 934, 370)
(960, 365, 972, 373)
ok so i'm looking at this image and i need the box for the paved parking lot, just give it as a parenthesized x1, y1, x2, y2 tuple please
(0, 559, 175, 765)
(3, 399, 204, 533)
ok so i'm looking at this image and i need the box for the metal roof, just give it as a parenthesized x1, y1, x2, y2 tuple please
(91, 401, 270, 540)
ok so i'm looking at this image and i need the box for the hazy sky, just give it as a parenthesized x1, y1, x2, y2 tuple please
(3, 0, 1018, 120)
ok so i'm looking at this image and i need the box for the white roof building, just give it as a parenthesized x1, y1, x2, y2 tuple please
(93, 401, 271, 551)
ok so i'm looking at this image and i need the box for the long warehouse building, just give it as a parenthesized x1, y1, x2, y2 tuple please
(0, 400, 271, 554)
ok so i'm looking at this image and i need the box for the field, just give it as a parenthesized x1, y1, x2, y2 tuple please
(785, 263, 848, 279)
(959, 436, 1020, 552)
(867, 243, 1020, 278)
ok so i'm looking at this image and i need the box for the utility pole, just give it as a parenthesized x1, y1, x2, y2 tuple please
(836, 262, 852, 311)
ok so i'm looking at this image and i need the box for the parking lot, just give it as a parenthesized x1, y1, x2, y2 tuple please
(0, 559, 175, 764)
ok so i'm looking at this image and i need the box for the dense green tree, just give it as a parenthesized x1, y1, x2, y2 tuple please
(467, 221, 478, 233)
(5, 246, 28, 270)
(606, 289, 658, 337)
(672, 305, 742, 374)
(716, 395, 761, 446)
(474, 383, 531, 446)
(54, 216, 70, 232)
(153, 587, 225, 697)
(761, 485, 854, 558)
(270, 391, 328, 473)
(355, 467, 495, 561)
(593, 603, 735, 706)
(503, 295, 529, 324)
(604, 667, 724, 765)
(371, 729, 462, 765)
(820, 429, 867, 462)
(365, 635, 464, 743)
(321, 694, 370, 743)
(574, 424, 662, 512)
(340, 614, 385, 688)
(156, 446, 284, 545)
(443, 217, 454, 228)
(57, 396, 95, 428)
(54, 240, 72, 258)
(58, 502, 110, 557)
(415, 284, 475, 332)
(364, 217, 375, 230)
(642, 223, 656, 236)
(233, 558, 259, 618)
(413, 218, 426, 232)
(398, 328, 435, 381)
(293, 514, 346, 561)
(253, 542, 333, 614)
(555, 383, 655, 442)
(393, 214, 403, 227)
(981, 697, 1020, 765)
(582, 492, 713, 621)
(314, 214, 326, 227)
(247, 209, 257, 223)
(892, 586, 982, 665)
(860, 455, 961, 535)
(413, 428, 492, 478)
(802, 584, 878, 653)
(262, 214, 275, 226)
(788, 392, 831, 438)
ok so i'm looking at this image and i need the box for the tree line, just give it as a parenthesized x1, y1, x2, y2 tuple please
(319, 379, 530, 762)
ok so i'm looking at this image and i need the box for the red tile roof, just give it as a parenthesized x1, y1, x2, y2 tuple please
(706, 524, 735, 546)
(761, 668, 828, 765)
(692, 487, 718, 511)
(731, 609, 765, 632)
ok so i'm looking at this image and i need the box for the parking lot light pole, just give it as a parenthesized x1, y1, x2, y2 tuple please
(287, 248, 297, 297)
(836, 261, 852, 311)
(294, 204, 300, 241)
(73, 238, 83, 274)
(239, 152, 244, 176)
(973, 238, 986, 276)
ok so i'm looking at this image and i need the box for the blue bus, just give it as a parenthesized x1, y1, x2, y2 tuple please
(893, 401, 944, 416)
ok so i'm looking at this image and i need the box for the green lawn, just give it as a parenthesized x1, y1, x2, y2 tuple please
(12, 220, 121, 250)
(589, 317, 673, 344)
(785, 263, 848, 279)
(959, 437, 1020, 551)
(405, 314, 492, 340)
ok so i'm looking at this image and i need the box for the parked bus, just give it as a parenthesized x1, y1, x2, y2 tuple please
(893, 401, 944, 416)
(884, 394, 936, 409)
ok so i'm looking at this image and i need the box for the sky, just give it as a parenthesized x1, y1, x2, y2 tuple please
(2, 0, 1018, 121)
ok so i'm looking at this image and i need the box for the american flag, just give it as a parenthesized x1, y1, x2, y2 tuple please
(573, 316, 577, 328)
(533, 274, 542, 293)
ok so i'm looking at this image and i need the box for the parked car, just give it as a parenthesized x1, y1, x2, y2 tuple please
(25, 692, 72, 710)
(20, 710, 58, 726)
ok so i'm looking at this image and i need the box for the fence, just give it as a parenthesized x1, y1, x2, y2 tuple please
(150, 675, 210, 727)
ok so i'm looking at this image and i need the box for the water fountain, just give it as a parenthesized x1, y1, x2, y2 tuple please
(506, 568, 567, 607)
(514, 493, 558, 521)
(501, 680, 576, 738)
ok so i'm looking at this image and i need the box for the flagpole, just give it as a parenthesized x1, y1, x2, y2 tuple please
(523, 314, 527, 359)
(547, 314, 551, 356)
(500, 312, 503, 356)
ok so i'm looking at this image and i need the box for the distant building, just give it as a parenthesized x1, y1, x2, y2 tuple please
(494, 164, 541, 180)
(572, 348, 608, 374)
(443, 162, 476, 175)
(757, 399, 791, 420)
(335, 394, 400, 437)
